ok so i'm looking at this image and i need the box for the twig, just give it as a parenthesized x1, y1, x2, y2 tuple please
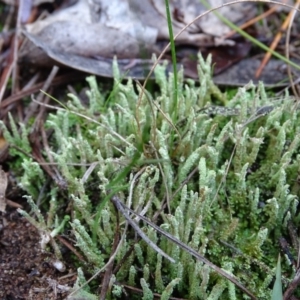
(0, 72, 85, 111)
(285, 0, 300, 100)
(255, 0, 299, 78)
(0, 6, 15, 102)
(283, 268, 300, 300)
(24, 65, 59, 124)
(6, 199, 23, 209)
(121, 283, 186, 300)
(56, 235, 86, 263)
(99, 213, 121, 300)
(111, 195, 175, 263)
(11, 0, 24, 94)
(0, 167, 8, 212)
(223, 4, 280, 40)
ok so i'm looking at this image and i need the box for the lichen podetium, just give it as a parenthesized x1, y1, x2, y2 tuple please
(1, 54, 299, 299)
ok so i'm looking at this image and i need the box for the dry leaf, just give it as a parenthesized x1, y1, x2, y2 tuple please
(21, 29, 171, 78)
(21, 0, 256, 64)
(19, 0, 266, 86)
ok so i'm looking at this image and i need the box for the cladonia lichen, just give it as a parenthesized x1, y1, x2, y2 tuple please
(1, 54, 299, 299)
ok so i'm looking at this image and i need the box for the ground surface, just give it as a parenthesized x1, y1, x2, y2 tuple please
(0, 209, 74, 300)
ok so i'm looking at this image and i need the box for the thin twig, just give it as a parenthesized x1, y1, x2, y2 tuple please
(0, 168, 8, 212)
(0, 6, 15, 102)
(24, 65, 59, 124)
(56, 235, 86, 263)
(111, 195, 175, 263)
(0, 72, 85, 110)
(99, 213, 121, 300)
(11, 0, 24, 94)
(283, 268, 300, 300)
(285, 0, 300, 100)
(223, 3, 281, 39)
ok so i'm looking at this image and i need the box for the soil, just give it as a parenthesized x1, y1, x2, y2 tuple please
(0, 209, 75, 300)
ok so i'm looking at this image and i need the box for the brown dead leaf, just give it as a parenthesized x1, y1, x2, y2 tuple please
(0, 167, 8, 212)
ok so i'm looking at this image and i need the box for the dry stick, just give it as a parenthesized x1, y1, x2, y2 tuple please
(5, 199, 23, 209)
(285, 0, 300, 101)
(24, 65, 59, 124)
(23, 72, 41, 90)
(11, 0, 24, 94)
(0, 54, 14, 103)
(56, 235, 86, 263)
(283, 268, 300, 300)
(0, 73, 40, 117)
(121, 283, 186, 300)
(32, 90, 51, 131)
(81, 161, 99, 184)
(223, 3, 280, 39)
(113, 195, 257, 300)
(99, 216, 121, 300)
(255, 4, 296, 78)
(0, 6, 16, 102)
(0, 168, 8, 212)
(0, 72, 85, 110)
(111, 195, 175, 263)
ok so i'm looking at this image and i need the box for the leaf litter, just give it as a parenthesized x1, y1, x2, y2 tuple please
(20, 0, 263, 85)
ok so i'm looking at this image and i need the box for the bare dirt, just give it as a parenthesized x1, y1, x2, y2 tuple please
(0, 209, 75, 300)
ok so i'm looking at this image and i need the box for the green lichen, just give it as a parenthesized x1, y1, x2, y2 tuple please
(1, 54, 300, 299)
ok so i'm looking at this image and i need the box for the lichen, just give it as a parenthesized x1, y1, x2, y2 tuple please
(1, 54, 300, 299)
